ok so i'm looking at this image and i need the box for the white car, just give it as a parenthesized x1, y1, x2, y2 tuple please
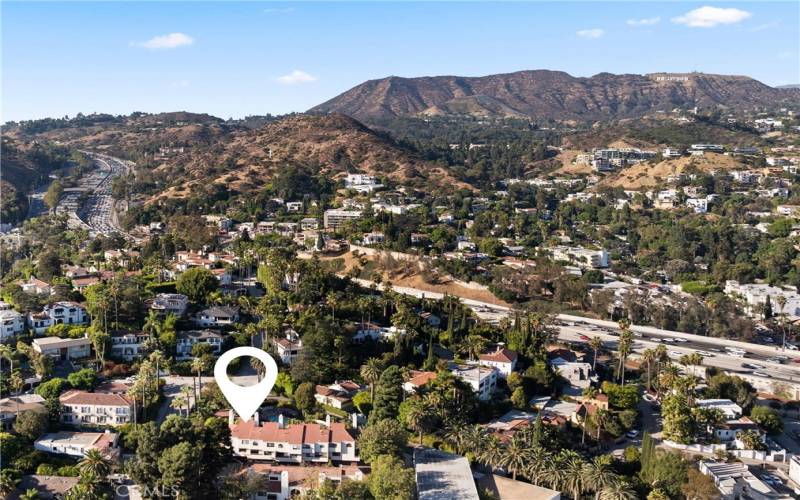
(752, 371, 771, 378)
(784, 343, 799, 351)
(663, 338, 674, 343)
(673, 338, 688, 343)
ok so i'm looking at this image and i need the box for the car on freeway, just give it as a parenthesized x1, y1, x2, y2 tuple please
(579, 335, 590, 341)
(752, 371, 771, 378)
(696, 350, 715, 357)
(626, 430, 640, 439)
(743, 363, 765, 370)
(784, 343, 799, 350)
(673, 338, 687, 343)
(650, 337, 661, 342)
(663, 338, 674, 343)
(669, 351, 682, 358)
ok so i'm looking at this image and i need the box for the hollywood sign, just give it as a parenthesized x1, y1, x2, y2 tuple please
(653, 75, 690, 82)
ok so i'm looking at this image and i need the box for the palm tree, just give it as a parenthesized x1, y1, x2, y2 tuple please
(593, 408, 610, 442)
(524, 448, 550, 486)
(250, 356, 266, 381)
(658, 364, 680, 394)
(584, 455, 618, 500)
(599, 479, 637, 500)
(541, 452, 568, 491)
(0, 473, 19, 497)
(405, 400, 432, 445)
(590, 336, 603, 371)
(477, 435, 503, 470)
(562, 451, 587, 500)
(640, 348, 656, 392)
(0, 344, 14, 374)
(180, 385, 194, 413)
(20, 489, 39, 500)
(171, 395, 187, 416)
(149, 350, 166, 398)
(79, 449, 112, 478)
(326, 292, 338, 320)
(499, 433, 531, 481)
(777, 295, 787, 350)
(360, 358, 382, 402)
(191, 357, 207, 410)
(617, 329, 634, 385)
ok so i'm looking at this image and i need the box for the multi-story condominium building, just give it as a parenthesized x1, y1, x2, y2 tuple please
(272, 330, 303, 365)
(242, 464, 367, 500)
(110, 331, 150, 361)
(0, 308, 25, 341)
(323, 209, 362, 229)
(150, 293, 189, 317)
(195, 306, 240, 328)
(229, 414, 359, 464)
(689, 144, 725, 153)
(344, 173, 383, 193)
(35, 431, 120, 460)
(549, 245, 609, 269)
(449, 364, 498, 401)
(479, 347, 518, 378)
(32, 337, 92, 360)
(60, 390, 134, 426)
(176, 330, 223, 360)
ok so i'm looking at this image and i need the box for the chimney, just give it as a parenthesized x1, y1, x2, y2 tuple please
(254, 409, 260, 426)
(351, 412, 359, 430)
(278, 413, 285, 429)
(325, 414, 331, 428)
(228, 409, 235, 426)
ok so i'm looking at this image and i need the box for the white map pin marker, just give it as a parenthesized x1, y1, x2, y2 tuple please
(214, 347, 278, 423)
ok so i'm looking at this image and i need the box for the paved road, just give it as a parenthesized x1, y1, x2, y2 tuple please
(351, 279, 800, 391)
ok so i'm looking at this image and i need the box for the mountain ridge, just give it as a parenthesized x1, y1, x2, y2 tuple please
(310, 70, 800, 122)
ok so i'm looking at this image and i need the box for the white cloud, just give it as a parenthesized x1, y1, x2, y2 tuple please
(751, 21, 779, 32)
(275, 70, 317, 85)
(627, 17, 661, 27)
(133, 33, 194, 50)
(170, 80, 191, 88)
(576, 28, 605, 39)
(672, 6, 751, 28)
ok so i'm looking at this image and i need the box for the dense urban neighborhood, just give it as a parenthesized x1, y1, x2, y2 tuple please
(3, 3, 800, 498)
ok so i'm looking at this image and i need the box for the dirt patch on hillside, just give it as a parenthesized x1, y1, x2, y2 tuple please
(601, 152, 745, 189)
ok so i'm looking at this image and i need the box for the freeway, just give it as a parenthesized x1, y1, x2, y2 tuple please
(348, 278, 800, 393)
(77, 154, 130, 237)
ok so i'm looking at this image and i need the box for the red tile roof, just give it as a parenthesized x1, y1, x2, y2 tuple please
(480, 347, 518, 363)
(60, 390, 133, 407)
(407, 370, 437, 388)
(230, 420, 355, 445)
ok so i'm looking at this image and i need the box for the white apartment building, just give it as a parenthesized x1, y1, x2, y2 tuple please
(35, 431, 120, 460)
(724, 280, 800, 320)
(272, 330, 303, 365)
(323, 209, 362, 229)
(229, 415, 359, 464)
(344, 173, 383, 193)
(60, 390, 134, 427)
(449, 364, 498, 401)
(549, 245, 609, 269)
(110, 331, 150, 361)
(362, 232, 385, 245)
(686, 198, 708, 214)
(352, 323, 406, 343)
(33, 336, 92, 360)
(176, 330, 223, 360)
(0, 308, 25, 341)
(243, 464, 366, 500)
(150, 293, 189, 316)
(478, 347, 518, 378)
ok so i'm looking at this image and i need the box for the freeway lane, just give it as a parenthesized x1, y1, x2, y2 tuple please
(347, 278, 800, 392)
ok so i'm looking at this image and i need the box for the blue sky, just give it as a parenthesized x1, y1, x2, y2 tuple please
(2, 1, 799, 122)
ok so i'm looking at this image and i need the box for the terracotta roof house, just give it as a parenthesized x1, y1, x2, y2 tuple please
(59, 390, 134, 427)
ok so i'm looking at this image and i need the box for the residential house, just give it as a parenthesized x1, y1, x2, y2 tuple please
(314, 381, 361, 410)
(110, 330, 149, 361)
(176, 330, 223, 360)
(240, 464, 367, 500)
(0, 394, 45, 429)
(549, 245, 609, 269)
(150, 293, 189, 317)
(41, 301, 88, 328)
(32, 337, 91, 360)
(60, 390, 134, 426)
(0, 308, 25, 341)
(696, 399, 743, 420)
(479, 346, 518, 378)
(714, 417, 764, 445)
(229, 413, 359, 464)
(13, 475, 80, 499)
(272, 330, 303, 365)
(34, 431, 120, 460)
(16, 276, 52, 296)
(698, 461, 789, 500)
(549, 358, 597, 397)
(449, 364, 497, 401)
(403, 370, 437, 393)
(353, 323, 405, 343)
(195, 306, 240, 328)
(323, 209, 362, 230)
